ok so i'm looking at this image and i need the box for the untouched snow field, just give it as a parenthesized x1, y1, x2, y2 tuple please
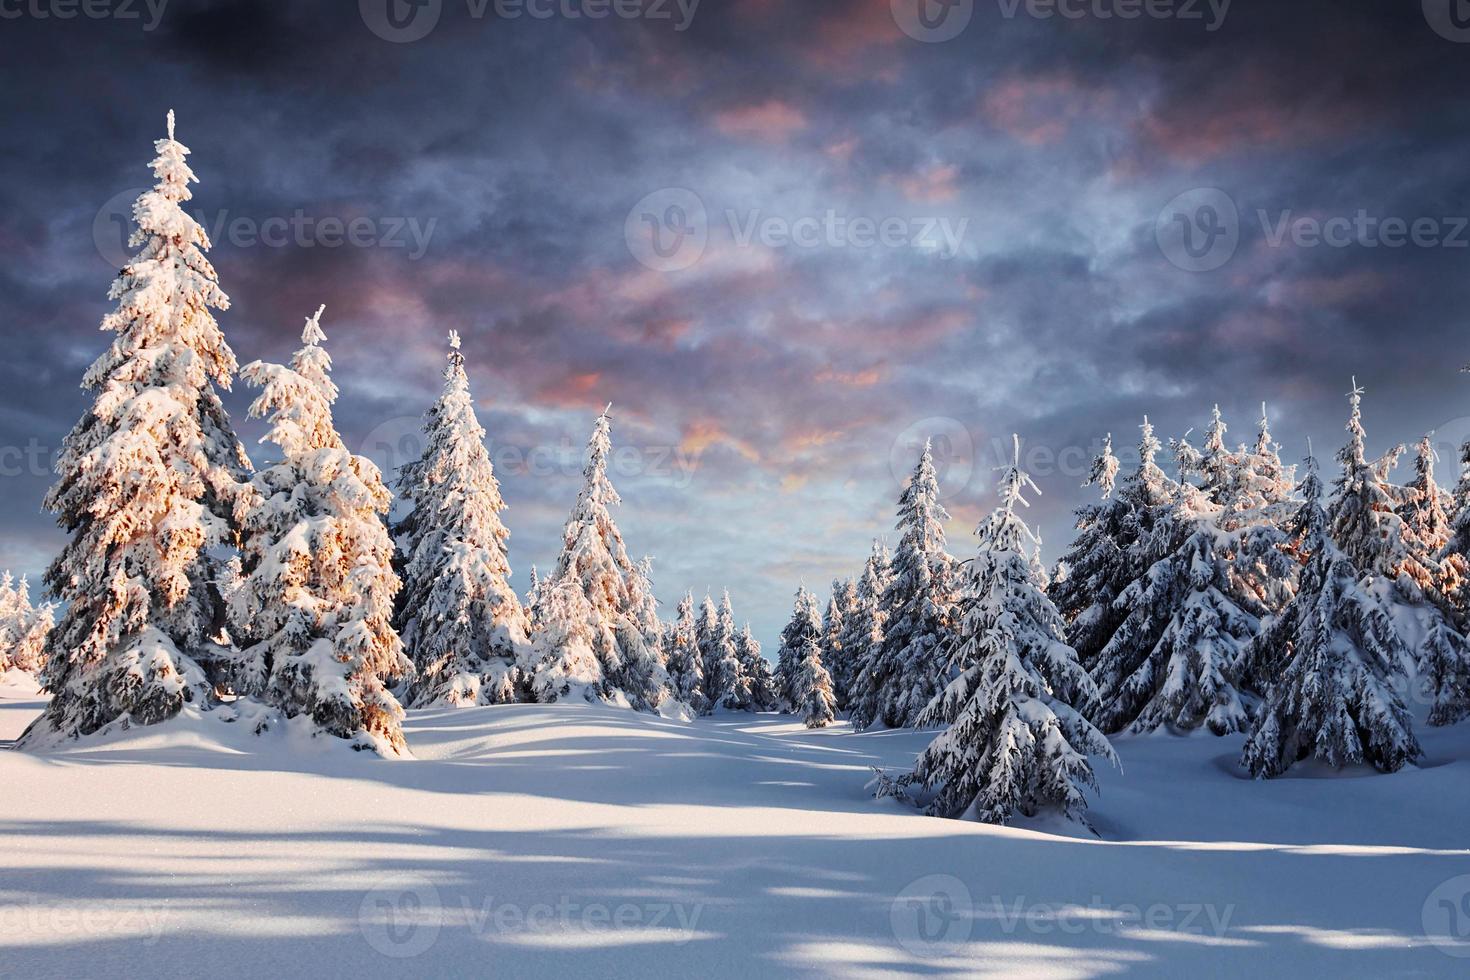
(2, 679, 1469, 978)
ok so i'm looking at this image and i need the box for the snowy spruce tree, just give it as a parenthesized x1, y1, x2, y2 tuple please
(1242, 451, 1422, 777)
(1174, 405, 1235, 503)
(840, 540, 891, 719)
(21, 113, 252, 747)
(1089, 480, 1260, 735)
(1327, 381, 1412, 589)
(530, 575, 604, 704)
(735, 623, 777, 712)
(1400, 435, 1470, 726)
(538, 407, 669, 712)
(1319, 382, 1470, 719)
(1214, 405, 1299, 616)
(849, 442, 955, 731)
(1225, 405, 1297, 529)
(775, 586, 836, 727)
(696, 593, 741, 712)
(822, 579, 855, 707)
(395, 331, 531, 708)
(715, 591, 752, 709)
(0, 575, 53, 676)
(664, 593, 707, 714)
(892, 436, 1115, 828)
(1052, 419, 1178, 673)
(229, 306, 410, 754)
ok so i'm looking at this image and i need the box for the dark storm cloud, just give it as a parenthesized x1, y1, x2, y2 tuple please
(1, 0, 1468, 640)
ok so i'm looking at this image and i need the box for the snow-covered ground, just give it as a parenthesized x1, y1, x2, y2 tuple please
(2, 681, 1468, 978)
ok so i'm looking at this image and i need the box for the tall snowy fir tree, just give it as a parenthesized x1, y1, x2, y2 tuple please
(1399, 434, 1470, 726)
(1443, 366, 1470, 613)
(1175, 405, 1235, 502)
(891, 437, 1114, 828)
(849, 442, 954, 731)
(1327, 381, 1412, 589)
(0, 575, 53, 676)
(715, 591, 751, 709)
(775, 586, 836, 728)
(395, 331, 531, 708)
(539, 407, 668, 712)
(1089, 480, 1260, 735)
(1225, 405, 1297, 529)
(21, 113, 252, 747)
(663, 593, 706, 714)
(227, 307, 410, 754)
(1052, 419, 1178, 674)
(735, 623, 777, 712)
(1242, 452, 1422, 777)
(1213, 405, 1299, 616)
(821, 580, 855, 707)
(1397, 434, 1455, 600)
(696, 592, 740, 712)
(530, 575, 603, 704)
(841, 540, 891, 717)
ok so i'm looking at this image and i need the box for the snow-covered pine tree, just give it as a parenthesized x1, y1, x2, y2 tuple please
(1051, 419, 1178, 674)
(1173, 407, 1234, 502)
(540, 406, 669, 712)
(695, 592, 739, 712)
(822, 579, 855, 707)
(1399, 435, 1470, 726)
(663, 592, 706, 714)
(898, 436, 1114, 827)
(823, 578, 846, 702)
(1327, 380, 1412, 587)
(531, 574, 604, 704)
(1224, 405, 1296, 529)
(0, 574, 16, 670)
(1398, 434, 1455, 601)
(21, 112, 252, 747)
(715, 590, 751, 709)
(1, 575, 53, 676)
(228, 306, 409, 754)
(1089, 480, 1260, 735)
(736, 623, 777, 711)
(1214, 405, 1299, 616)
(1242, 451, 1422, 777)
(1443, 372, 1470, 611)
(849, 442, 955, 731)
(776, 586, 836, 727)
(395, 331, 531, 708)
(526, 565, 545, 632)
(843, 540, 892, 720)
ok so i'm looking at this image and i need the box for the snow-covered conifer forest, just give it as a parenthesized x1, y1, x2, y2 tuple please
(5, 5, 1470, 974)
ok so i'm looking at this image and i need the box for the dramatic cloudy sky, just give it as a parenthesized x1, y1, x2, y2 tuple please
(2, 0, 1468, 643)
